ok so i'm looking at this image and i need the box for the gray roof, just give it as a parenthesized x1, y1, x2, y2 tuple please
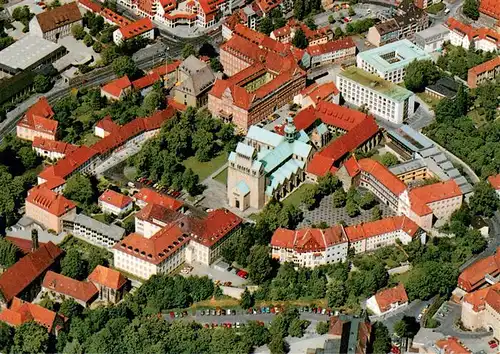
(177, 56, 215, 96)
(0, 34, 63, 71)
(389, 158, 426, 175)
(416, 24, 449, 40)
(73, 214, 125, 241)
(7, 228, 65, 245)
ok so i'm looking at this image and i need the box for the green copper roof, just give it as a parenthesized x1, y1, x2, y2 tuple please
(266, 159, 305, 195)
(247, 126, 284, 147)
(339, 66, 414, 102)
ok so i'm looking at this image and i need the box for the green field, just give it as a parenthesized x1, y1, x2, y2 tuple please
(212, 167, 228, 185)
(282, 183, 316, 207)
(416, 92, 441, 110)
(81, 132, 101, 146)
(183, 152, 228, 181)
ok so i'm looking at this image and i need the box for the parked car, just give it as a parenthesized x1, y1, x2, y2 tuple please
(237, 270, 248, 279)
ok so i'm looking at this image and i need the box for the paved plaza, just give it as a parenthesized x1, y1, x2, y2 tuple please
(298, 191, 396, 228)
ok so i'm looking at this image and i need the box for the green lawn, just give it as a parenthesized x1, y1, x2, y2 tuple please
(124, 166, 137, 181)
(390, 271, 411, 286)
(183, 152, 228, 181)
(92, 213, 109, 224)
(60, 235, 112, 260)
(426, 2, 445, 14)
(468, 109, 487, 128)
(416, 92, 441, 110)
(282, 183, 316, 207)
(81, 132, 101, 146)
(212, 167, 228, 185)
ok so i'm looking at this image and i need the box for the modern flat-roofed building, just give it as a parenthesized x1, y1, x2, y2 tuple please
(467, 56, 500, 89)
(356, 39, 432, 84)
(65, 214, 126, 249)
(336, 66, 416, 124)
(415, 24, 450, 52)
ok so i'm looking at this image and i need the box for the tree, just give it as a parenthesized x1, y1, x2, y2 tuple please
(455, 84, 468, 116)
(359, 192, 376, 210)
(90, 41, 102, 54)
(182, 43, 196, 59)
(394, 316, 419, 338)
(372, 206, 382, 221)
(332, 188, 346, 208)
(292, 29, 309, 49)
(348, 6, 356, 16)
(346, 199, 359, 217)
(404, 60, 441, 92)
(89, 15, 104, 36)
(33, 74, 52, 93)
(294, 0, 304, 20)
(0, 322, 13, 352)
(0, 237, 20, 269)
(71, 24, 85, 40)
(463, 0, 479, 20)
(61, 249, 87, 280)
(328, 15, 335, 24)
(182, 168, 201, 196)
(247, 245, 273, 284)
(101, 46, 118, 65)
(302, 185, 318, 210)
(327, 279, 347, 307)
(112, 56, 137, 78)
(240, 288, 254, 309)
(372, 322, 391, 354)
(60, 298, 84, 318)
(288, 318, 307, 338)
(334, 27, 344, 38)
(268, 337, 287, 354)
(12, 322, 49, 354)
(469, 181, 499, 217)
(405, 261, 458, 300)
(141, 90, 162, 114)
(83, 33, 94, 47)
(380, 153, 399, 167)
(64, 173, 95, 206)
(243, 321, 271, 347)
(209, 58, 223, 73)
(305, 16, 317, 30)
(317, 173, 340, 196)
(316, 321, 329, 335)
(259, 16, 274, 35)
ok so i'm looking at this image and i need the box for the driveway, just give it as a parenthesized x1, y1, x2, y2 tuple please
(375, 299, 432, 335)
(186, 262, 248, 287)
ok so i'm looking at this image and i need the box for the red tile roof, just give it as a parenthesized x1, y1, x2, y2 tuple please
(134, 203, 183, 225)
(38, 145, 98, 182)
(101, 76, 132, 98)
(436, 337, 472, 354)
(134, 188, 183, 211)
(409, 180, 462, 216)
(488, 173, 500, 190)
(5, 237, 46, 255)
(343, 156, 360, 177)
(306, 154, 337, 177)
(119, 18, 154, 40)
(255, 0, 281, 13)
(0, 297, 57, 332)
(100, 8, 131, 27)
(464, 283, 500, 312)
(95, 116, 120, 134)
(300, 82, 340, 104)
(0, 242, 63, 304)
(479, 0, 500, 20)
(315, 101, 368, 131)
(271, 225, 347, 252)
(26, 185, 76, 217)
(188, 209, 242, 248)
(357, 158, 407, 196)
(87, 265, 127, 290)
(132, 72, 161, 90)
(469, 56, 500, 76)
(32, 137, 78, 155)
(344, 216, 420, 242)
(306, 37, 356, 56)
(78, 0, 102, 13)
(114, 224, 189, 265)
(17, 97, 58, 135)
(35, 2, 82, 33)
(42, 271, 98, 303)
(458, 249, 500, 292)
(99, 189, 133, 209)
(374, 284, 408, 313)
(149, 60, 181, 76)
(446, 17, 500, 45)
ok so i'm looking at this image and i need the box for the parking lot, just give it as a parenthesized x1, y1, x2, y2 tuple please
(185, 262, 248, 287)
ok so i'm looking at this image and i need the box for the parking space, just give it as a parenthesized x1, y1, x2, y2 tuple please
(57, 36, 101, 63)
(186, 262, 248, 287)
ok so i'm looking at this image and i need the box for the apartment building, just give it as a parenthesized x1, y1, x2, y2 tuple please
(468, 57, 500, 89)
(271, 19, 332, 45)
(462, 283, 500, 338)
(366, 283, 409, 316)
(113, 18, 154, 45)
(25, 185, 76, 233)
(17, 97, 58, 142)
(446, 17, 500, 52)
(336, 66, 416, 124)
(414, 0, 441, 10)
(32, 137, 78, 161)
(457, 249, 500, 293)
(356, 40, 432, 84)
(302, 37, 357, 68)
(367, 19, 401, 47)
(98, 189, 133, 216)
(0, 298, 63, 334)
(415, 24, 450, 53)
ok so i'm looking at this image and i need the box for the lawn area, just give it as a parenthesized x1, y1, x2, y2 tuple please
(426, 2, 445, 14)
(282, 183, 316, 207)
(468, 109, 487, 128)
(81, 132, 101, 146)
(124, 166, 137, 181)
(212, 167, 227, 185)
(417, 92, 441, 110)
(183, 152, 228, 181)
(390, 271, 411, 286)
(92, 213, 109, 224)
(60, 235, 112, 260)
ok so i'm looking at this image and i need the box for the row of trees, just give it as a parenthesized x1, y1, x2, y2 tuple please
(302, 173, 342, 210)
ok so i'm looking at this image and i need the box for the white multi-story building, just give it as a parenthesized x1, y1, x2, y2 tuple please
(271, 225, 349, 268)
(356, 39, 432, 84)
(446, 18, 500, 52)
(32, 137, 78, 161)
(98, 189, 133, 216)
(462, 283, 500, 338)
(66, 214, 126, 249)
(336, 66, 415, 125)
(303, 37, 357, 68)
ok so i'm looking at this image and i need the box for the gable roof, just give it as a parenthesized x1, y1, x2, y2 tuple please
(99, 189, 133, 209)
(409, 180, 462, 216)
(134, 188, 183, 211)
(17, 97, 58, 135)
(435, 337, 471, 354)
(345, 216, 420, 242)
(271, 225, 347, 252)
(0, 242, 63, 304)
(374, 284, 408, 313)
(101, 76, 132, 98)
(35, 2, 82, 33)
(87, 265, 127, 290)
(488, 173, 500, 190)
(42, 271, 98, 303)
(458, 249, 500, 291)
(0, 297, 57, 332)
(479, 0, 500, 20)
(32, 137, 78, 155)
(119, 18, 153, 40)
(26, 185, 76, 217)
(357, 159, 407, 196)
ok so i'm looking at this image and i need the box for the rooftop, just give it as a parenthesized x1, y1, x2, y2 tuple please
(87, 265, 127, 290)
(479, 0, 500, 20)
(72, 214, 126, 242)
(415, 24, 450, 40)
(345, 215, 419, 242)
(119, 18, 153, 40)
(0, 297, 57, 332)
(358, 158, 407, 196)
(0, 35, 63, 71)
(271, 225, 348, 252)
(32, 137, 78, 155)
(42, 271, 98, 303)
(374, 283, 408, 313)
(435, 337, 472, 354)
(35, 2, 82, 33)
(26, 185, 76, 217)
(99, 189, 133, 209)
(409, 180, 462, 216)
(489, 174, 500, 190)
(101, 75, 132, 98)
(339, 66, 414, 102)
(134, 188, 183, 211)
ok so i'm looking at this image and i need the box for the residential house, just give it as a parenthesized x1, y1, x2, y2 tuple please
(133, 188, 184, 210)
(25, 185, 76, 233)
(435, 337, 472, 354)
(468, 56, 500, 89)
(457, 248, 500, 293)
(16, 97, 58, 141)
(302, 37, 357, 68)
(29, 2, 82, 42)
(101, 76, 132, 100)
(446, 17, 500, 52)
(367, 19, 400, 47)
(366, 283, 409, 315)
(94, 116, 121, 138)
(98, 189, 134, 216)
(462, 283, 500, 338)
(32, 137, 78, 161)
(293, 82, 340, 108)
(113, 18, 154, 45)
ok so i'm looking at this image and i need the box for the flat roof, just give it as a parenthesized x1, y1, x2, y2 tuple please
(388, 125, 434, 152)
(0, 35, 63, 71)
(416, 24, 450, 40)
(339, 66, 414, 102)
(73, 214, 125, 241)
(358, 39, 432, 72)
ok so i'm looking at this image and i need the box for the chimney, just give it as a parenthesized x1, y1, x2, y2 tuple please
(31, 228, 39, 252)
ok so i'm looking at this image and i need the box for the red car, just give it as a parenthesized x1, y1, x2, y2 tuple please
(237, 270, 249, 279)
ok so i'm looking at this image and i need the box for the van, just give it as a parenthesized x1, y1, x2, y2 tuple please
(444, 8, 450, 14)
